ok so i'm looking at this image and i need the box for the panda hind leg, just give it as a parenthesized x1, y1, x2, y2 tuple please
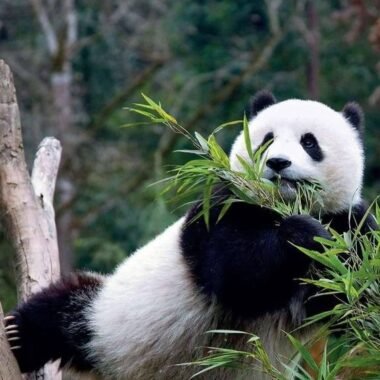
(4, 272, 104, 374)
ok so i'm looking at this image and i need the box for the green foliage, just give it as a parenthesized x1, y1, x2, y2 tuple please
(168, 0, 268, 71)
(183, 331, 286, 379)
(74, 237, 126, 273)
(129, 95, 323, 226)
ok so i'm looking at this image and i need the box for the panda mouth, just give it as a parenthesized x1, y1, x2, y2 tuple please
(269, 176, 320, 198)
(269, 176, 301, 188)
(267, 176, 300, 200)
(268, 176, 317, 197)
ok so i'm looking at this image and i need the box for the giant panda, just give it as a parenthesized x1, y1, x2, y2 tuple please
(4, 91, 377, 380)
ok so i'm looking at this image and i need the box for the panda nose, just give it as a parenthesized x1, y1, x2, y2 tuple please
(266, 158, 291, 172)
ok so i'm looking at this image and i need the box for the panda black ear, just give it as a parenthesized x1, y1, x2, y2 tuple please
(342, 102, 364, 137)
(249, 90, 276, 118)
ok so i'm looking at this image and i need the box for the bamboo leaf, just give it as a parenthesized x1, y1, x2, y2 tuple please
(287, 334, 319, 372)
(195, 132, 209, 152)
(243, 113, 254, 163)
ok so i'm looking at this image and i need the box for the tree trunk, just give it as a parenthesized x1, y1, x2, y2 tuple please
(0, 60, 62, 380)
(51, 67, 76, 274)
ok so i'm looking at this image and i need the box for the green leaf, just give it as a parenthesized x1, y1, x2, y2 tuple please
(208, 134, 230, 168)
(216, 199, 233, 223)
(202, 177, 214, 229)
(243, 113, 254, 163)
(287, 334, 319, 372)
(212, 119, 243, 134)
(195, 132, 209, 152)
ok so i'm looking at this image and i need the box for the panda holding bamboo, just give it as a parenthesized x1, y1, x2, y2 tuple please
(4, 91, 376, 379)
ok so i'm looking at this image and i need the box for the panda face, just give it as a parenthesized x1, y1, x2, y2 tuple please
(229, 97, 364, 213)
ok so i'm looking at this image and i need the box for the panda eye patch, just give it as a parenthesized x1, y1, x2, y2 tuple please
(300, 133, 324, 162)
(261, 132, 274, 147)
(254, 132, 274, 154)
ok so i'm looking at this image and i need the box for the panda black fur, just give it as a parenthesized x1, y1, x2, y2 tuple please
(5, 92, 377, 379)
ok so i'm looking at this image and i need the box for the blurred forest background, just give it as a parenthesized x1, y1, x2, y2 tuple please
(0, 0, 379, 311)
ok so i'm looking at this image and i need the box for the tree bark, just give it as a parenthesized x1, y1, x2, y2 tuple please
(31, 137, 62, 291)
(0, 60, 62, 379)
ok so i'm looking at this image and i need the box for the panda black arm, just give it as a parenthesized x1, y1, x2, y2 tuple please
(181, 202, 329, 318)
(323, 201, 378, 234)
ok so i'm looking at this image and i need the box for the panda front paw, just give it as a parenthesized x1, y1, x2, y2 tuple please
(4, 310, 31, 372)
(280, 214, 330, 252)
(3, 309, 44, 373)
(4, 312, 22, 351)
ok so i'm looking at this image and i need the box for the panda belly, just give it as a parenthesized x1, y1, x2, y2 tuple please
(86, 218, 301, 379)
(86, 218, 215, 379)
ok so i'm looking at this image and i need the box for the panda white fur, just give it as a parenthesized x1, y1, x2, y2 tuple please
(5, 91, 376, 380)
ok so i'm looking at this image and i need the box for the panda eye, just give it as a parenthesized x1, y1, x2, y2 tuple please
(301, 133, 316, 149)
(300, 133, 324, 161)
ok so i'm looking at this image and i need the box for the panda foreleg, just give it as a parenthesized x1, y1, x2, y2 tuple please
(279, 214, 342, 320)
(279, 214, 331, 253)
(4, 272, 103, 374)
(182, 203, 331, 319)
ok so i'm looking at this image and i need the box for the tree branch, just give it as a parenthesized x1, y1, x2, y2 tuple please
(29, 0, 58, 55)
(31, 137, 62, 282)
(89, 60, 165, 131)
(293, 0, 320, 99)
(63, 0, 77, 57)
(32, 138, 62, 206)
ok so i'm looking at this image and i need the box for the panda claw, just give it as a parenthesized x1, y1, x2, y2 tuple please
(5, 329, 19, 336)
(4, 315, 16, 321)
(5, 324, 18, 330)
(10, 345, 21, 350)
(7, 336, 20, 342)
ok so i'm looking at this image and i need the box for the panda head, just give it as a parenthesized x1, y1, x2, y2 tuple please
(229, 91, 365, 214)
